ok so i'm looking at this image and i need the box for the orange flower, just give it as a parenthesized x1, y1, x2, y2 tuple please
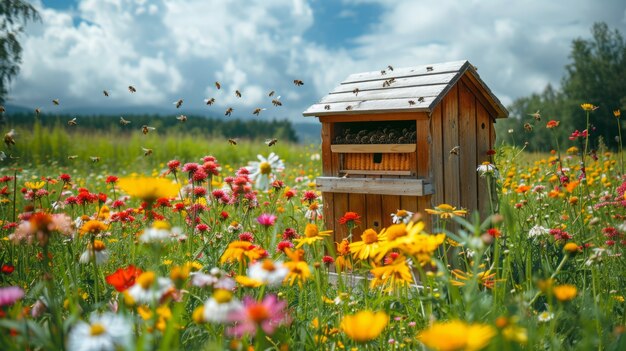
(339, 212, 361, 225)
(546, 120, 560, 129)
(565, 180, 579, 193)
(515, 185, 531, 194)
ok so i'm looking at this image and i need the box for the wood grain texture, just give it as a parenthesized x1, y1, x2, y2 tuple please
(459, 80, 478, 213)
(430, 104, 444, 207)
(381, 195, 401, 228)
(348, 192, 366, 241)
(322, 84, 447, 104)
(343, 60, 467, 83)
(319, 113, 428, 123)
(333, 193, 349, 241)
(443, 84, 461, 207)
(476, 102, 491, 218)
(316, 177, 433, 196)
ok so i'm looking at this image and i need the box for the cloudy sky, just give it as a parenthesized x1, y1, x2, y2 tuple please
(6, 0, 626, 121)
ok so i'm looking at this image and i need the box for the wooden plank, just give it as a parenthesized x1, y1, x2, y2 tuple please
(443, 85, 461, 208)
(321, 122, 333, 176)
(400, 196, 419, 215)
(366, 174, 383, 233)
(460, 74, 503, 119)
(476, 103, 491, 218)
(331, 144, 416, 153)
(321, 84, 448, 104)
(339, 170, 412, 176)
(430, 104, 444, 207)
(303, 97, 435, 117)
(463, 70, 508, 119)
(459, 81, 478, 214)
(381, 195, 401, 228)
(343, 61, 467, 84)
(348, 193, 366, 241)
(316, 177, 433, 196)
(322, 192, 334, 232)
(330, 73, 457, 95)
(333, 193, 349, 241)
(319, 112, 428, 123)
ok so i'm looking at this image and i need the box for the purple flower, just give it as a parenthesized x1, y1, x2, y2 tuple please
(227, 294, 290, 337)
(256, 213, 277, 227)
(0, 286, 25, 306)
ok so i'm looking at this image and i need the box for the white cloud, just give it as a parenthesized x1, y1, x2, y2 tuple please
(7, 0, 626, 120)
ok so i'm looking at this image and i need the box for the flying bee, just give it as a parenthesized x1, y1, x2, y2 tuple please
(418, 96, 425, 102)
(215, 81, 221, 89)
(128, 85, 136, 93)
(408, 100, 416, 106)
(265, 138, 278, 147)
(268, 90, 275, 97)
(235, 90, 242, 98)
(103, 90, 109, 97)
(35, 108, 41, 116)
(142, 147, 153, 156)
(449, 146, 460, 156)
(120, 117, 131, 125)
(271, 96, 282, 107)
(528, 110, 541, 121)
(228, 138, 238, 146)
(67, 118, 78, 126)
(204, 97, 215, 105)
(380, 70, 386, 75)
(352, 88, 360, 96)
(52, 99, 59, 105)
(345, 105, 353, 111)
(253, 108, 266, 116)
(90, 156, 100, 163)
(387, 65, 394, 71)
(176, 114, 187, 122)
(67, 155, 78, 160)
(225, 107, 233, 116)
(426, 66, 433, 72)
(293, 79, 304, 86)
(4, 129, 16, 148)
(141, 125, 156, 134)
(324, 105, 330, 110)
(174, 99, 183, 108)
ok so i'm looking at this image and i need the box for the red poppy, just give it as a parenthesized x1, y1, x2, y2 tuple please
(338, 211, 361, 225)
(105, 265, 143, 292)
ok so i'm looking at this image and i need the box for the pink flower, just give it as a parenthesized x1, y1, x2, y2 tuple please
(227, 294, 290, 337)
(257, 213, 277, 227)
(0, 286, 25, 306)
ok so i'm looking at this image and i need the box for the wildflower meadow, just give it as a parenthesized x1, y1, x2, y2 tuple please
(0, 105, 625, 351)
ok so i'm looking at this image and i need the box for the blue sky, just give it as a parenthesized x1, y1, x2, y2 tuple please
(7, 0, 626, 121)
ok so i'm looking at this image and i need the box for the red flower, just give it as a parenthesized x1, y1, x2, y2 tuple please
(322, 256, 335, 265)
(1, 264, 15, 275)
(486, 149, 496, 156)
(239, 232, 254, 242)
(167, 160, 181, 171)
(339, 211, 361, 225)
(105, 265, 143, 292)
(486, 228, 501, 238)
(546, 120, 560, 129)
(59, 174, 71, 182)
(302, 190, 318, 203)
(105, 175, 119, 184)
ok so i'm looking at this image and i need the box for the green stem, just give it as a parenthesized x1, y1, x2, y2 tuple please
(528, 254, 569, 306)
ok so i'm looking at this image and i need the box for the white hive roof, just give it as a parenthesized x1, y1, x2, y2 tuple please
(303, 60, 508, 118)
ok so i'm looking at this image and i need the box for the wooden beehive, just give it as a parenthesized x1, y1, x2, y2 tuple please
(302, 60, 508, 241)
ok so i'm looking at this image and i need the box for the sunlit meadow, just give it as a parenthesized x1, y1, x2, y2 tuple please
(0, 106, 625, 350)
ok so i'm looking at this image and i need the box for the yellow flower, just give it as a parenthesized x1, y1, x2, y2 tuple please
(349, 228, 386, 261)
(283, 248, 310, 287)
(580, 103, 598, 111)
(340, 310, 388, 342)
(235, 275, 263, 288)
(370, 255, 413, 291)
(294, 223, 332, 248)
(451, 269, 499, 289)
(375, 221, 445, 266)
(25, 181, 45, 190)
(614, 109, 621, 118)
(563, 242, 579, 255)
(417, 320, 496, 351)
(553, 284, 577, 302)
(117, 176, 180, 203)
(425, 204, 467, 219)
(80, 220, 108, 237)
(220, 241, 266, 265)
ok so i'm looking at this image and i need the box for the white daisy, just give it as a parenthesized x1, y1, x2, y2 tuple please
(390, 209, 414, 224)
(247, 259, 288, 287)
(537, 311, 554, 322)
(246, 153, 285, 191)
(126, 271, 174, 305)
(79, 240, 109, 265)
(528, 225, 549, 239)
(202, 289, 242, 323)
(190, 269, 236, 290)
(67, 312, 132, 351)
(477, 162, 499, 178)
(139, 221, 181, 243)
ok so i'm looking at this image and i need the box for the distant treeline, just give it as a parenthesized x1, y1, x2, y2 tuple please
(1, 112, 299, 142)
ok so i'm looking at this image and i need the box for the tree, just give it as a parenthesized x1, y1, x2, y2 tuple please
(0, 0, 40, 104)
(497, 22, 626, 151)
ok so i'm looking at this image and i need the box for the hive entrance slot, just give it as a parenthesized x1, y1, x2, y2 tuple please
(373, 153, 382, 164)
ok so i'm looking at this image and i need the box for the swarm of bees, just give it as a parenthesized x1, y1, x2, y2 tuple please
(334, 125, 417, 145)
